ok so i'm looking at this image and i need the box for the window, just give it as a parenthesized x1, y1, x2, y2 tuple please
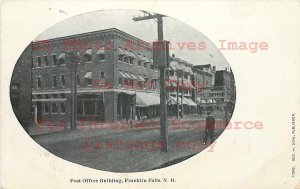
(124, 57, 129, 63)
(98, 54, 105, 61)
(44, 56, 49, 66)
(84, 54, 92, 62)
(118, 78, 123, 86)
(60, 75, 65, 87)
(52, 94, 58, 98)
(138, 61, 142, 67)
(52, 55, 57, 65)
(51, 103, 58, 114)
(37, 77, 42, 89)
(87, 78, 92, 86)
(44, 103, 49, 114)
(129, 58, 133, 64)
(60, 102, 66, 114)
(130, 80, 134, 87)
(52, 75, 57, 88)
(169, 70, 174, 76)
(99, 71, 105, 85)
(60, 93, 66, 99)
(37, 57, 42, 67)
(118, 55, 123, 62)
(184, 73, 188, 79)
(77, 74, 80, 86)
(138, 81, 143, 89)
(45, 94, 50, 99)
(59, 58, 65, 65)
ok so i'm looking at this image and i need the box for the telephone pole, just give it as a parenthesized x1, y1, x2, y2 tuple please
(133, 12, 169, 152)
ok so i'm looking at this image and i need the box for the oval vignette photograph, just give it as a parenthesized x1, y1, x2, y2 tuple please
(10, 9, 236, 173)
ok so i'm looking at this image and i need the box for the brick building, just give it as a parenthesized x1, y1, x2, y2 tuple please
(31, 28, 160, 124)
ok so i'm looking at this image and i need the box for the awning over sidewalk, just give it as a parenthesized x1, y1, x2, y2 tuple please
(169, 96, 197, 106)
(137, 75, 145, 82)
(118, 71, 128, 79)
(136, 92, 160, 107)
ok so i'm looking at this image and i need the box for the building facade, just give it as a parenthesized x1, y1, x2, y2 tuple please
(31, 28, 160, 124)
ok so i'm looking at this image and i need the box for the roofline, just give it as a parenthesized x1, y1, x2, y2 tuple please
(33, 28, 151, 47)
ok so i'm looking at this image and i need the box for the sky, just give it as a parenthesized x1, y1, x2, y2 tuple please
(35, 10, 230, 70)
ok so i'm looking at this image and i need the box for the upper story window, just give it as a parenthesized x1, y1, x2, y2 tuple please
(77, 74, 80, 86)
(36, 76, 42, 89)
(44, 56, 49, 66)
(52, 75, 57, 88)
(84, 49, 92, 62)
(96, 47, 105, 61)
(58, 53, 65, 65)
(60, 75, 65, 87)
(52, 54, 57, 66)
(44, 103, 49, 114)
(99, 71, 105, 85)
(51, 103, 58, 114)
(37, 57, 42, 67)
(138, 61, 142, 67)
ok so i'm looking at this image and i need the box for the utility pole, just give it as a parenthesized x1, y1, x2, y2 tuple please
(133, 12, 169, 152)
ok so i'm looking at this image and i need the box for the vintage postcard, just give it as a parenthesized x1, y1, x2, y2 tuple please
(1, 1, 299, 188)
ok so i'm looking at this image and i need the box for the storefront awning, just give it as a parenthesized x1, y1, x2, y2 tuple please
(136, 92, 160, 107)
(123, 72, 132, 79)
(184, 98, 197, 106)
(85, 49, 92, 55)
(84, 72, 92, 79)
(137, 75, 145, 82)
(118, 71, 128, 79)
(169, 96, 196, 106)
(169, 61, 177, 71)
(58, 52, 65, 59)
(96, 47, 105, 54)
(129, 73, 137, 80)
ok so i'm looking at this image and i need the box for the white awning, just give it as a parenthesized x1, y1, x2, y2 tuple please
(184, 98, 197, 106)
(84, 72, 92, 79)
(143, 56, 150, 63)
(58, 52, 65, 59)
(85, 49, 92, 55)
(118, 48, 126, 55)
(96, 47, 105, 54)
(170, 61, 178, 71)
(137, 75, 145, 82)
(118, 71, 127, 79)
(136, 92, 160, 107)
(127, 51, 136, 58)
(137, 54, 145, 61)
(123, 72, 132, 79)
(129, 73, 137, 80)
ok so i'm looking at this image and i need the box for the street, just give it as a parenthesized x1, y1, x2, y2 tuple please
(32, 117, 225, 172)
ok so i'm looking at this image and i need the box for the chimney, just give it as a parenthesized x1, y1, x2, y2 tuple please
(172, 54, 175, 57)
(212, 66, 216, 71)
(225, 68, 227, 71)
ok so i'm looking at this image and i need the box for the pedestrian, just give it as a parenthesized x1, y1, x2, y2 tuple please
(203, 111, 215, 145)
